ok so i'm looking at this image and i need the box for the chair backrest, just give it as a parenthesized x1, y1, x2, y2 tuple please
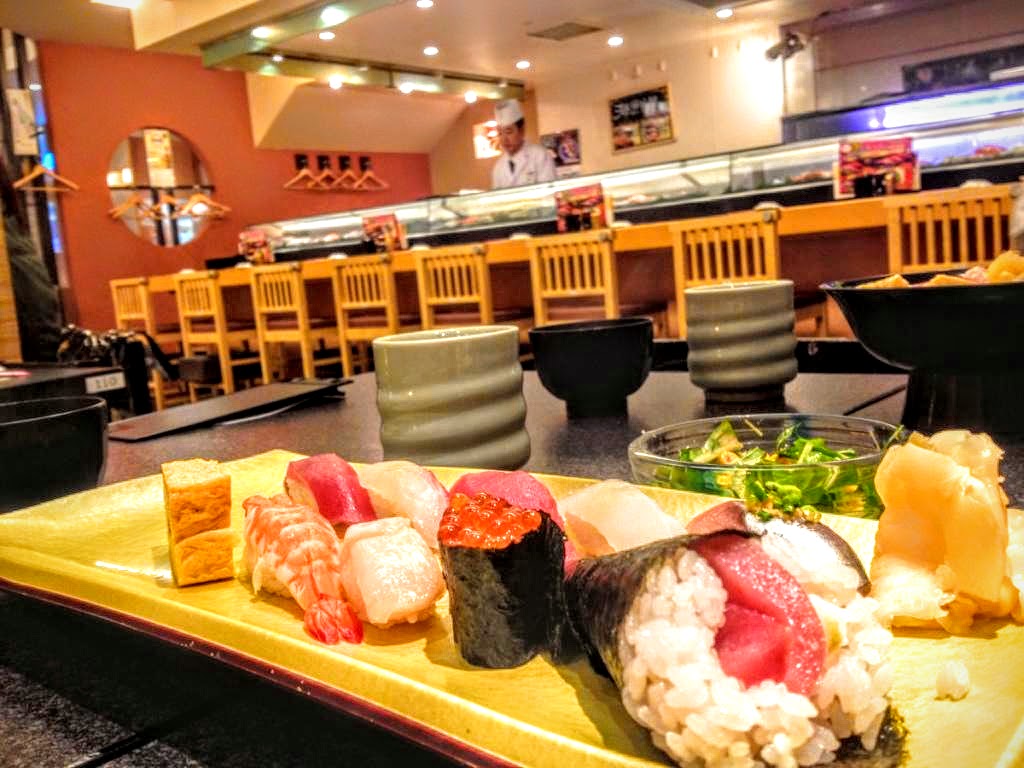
(527, 229, 618, 325)
(173, 270, 226, 337)
(331, 255, 399, 332)
(110, 277, 153, 333)
(415, 245, 492, 328)
(670, 208, 780, 289)
(250, 263, 309, 323)
(884, 186, 1012, 274)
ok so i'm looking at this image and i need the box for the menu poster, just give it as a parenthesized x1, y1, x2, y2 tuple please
(540, 129, 582, 179)
(472, 120, 501, 160)
(143, 128, 176, 188)
(610, 86, 674, 153)
(5, 89, 38, 156)
(555, 183, 613, 233)
(362, 214, 407, 253)
(834, 137, 920, 199)
(238, 228, 274, 264)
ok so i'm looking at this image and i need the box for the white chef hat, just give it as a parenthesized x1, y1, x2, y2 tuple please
(494, 99, 525, 127)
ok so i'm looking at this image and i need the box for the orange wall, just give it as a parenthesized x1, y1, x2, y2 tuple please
(38, 42, 432, 329)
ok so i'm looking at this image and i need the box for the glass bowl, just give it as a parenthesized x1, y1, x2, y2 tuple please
(627, 413, 902, 519)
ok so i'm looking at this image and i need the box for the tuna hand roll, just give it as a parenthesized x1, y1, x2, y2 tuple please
(567, 531, 905, 768)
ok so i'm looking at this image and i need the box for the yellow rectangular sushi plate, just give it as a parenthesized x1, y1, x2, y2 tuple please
(0, 450, 1021, 768)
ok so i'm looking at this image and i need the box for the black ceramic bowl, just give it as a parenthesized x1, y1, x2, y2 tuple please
(0, 396, 108, 512)
(529, 317, 654, 418)
(823, 268, 1024, 431)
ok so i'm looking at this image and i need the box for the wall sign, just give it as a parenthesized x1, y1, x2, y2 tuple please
(6, 89, 39, 156)
(143, 128, 176, 187)
(609, 85, 674, 153)
(472, 120, 501, 160)
(540, 129, 581, 178)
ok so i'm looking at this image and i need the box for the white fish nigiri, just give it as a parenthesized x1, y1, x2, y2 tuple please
(355, 461, 449, 547)
(339, 517, 445, 628)
(561, 479, 686, 557)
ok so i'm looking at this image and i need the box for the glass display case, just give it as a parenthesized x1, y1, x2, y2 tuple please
(261, 109, 1024, 257)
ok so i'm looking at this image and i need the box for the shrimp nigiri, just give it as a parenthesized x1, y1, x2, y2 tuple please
(242, 494, 363, 644)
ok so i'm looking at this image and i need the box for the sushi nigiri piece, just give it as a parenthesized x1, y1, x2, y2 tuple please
(339, 517, 445, 628)
(566, 531, 905, 768)
(439, 492, 568, 668)
(560, 479, 686, 557)
(285, 453, 375, 527)
(355, 461, 449, 547)
(242, 494, 362, 645)
(449, 470, 577, 569)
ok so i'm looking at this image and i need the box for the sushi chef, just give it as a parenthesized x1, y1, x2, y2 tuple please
(491, 99, 556, 189)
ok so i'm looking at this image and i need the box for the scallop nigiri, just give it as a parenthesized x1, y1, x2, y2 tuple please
(355, 461, 449, 547)
(242, 494, 362, 644)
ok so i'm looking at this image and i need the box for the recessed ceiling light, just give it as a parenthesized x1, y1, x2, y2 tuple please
(319, 30, 337, 41)
(271, 54, 284, 63)
(399, 82, 415, 94)
(515, 60, 531, 70)
(28, 83, 42, 92)
(423, 45, 440, 56)
(416, 0, 434, 7)
(715, 7, 734, 19)
(607, 34, 624, 47)
(320, 6, 348, 25)
(90, 0, 141, 8)
(464, 90, 478, 103)
(328, 74, 344, 89)
(251, 26, 273, 39)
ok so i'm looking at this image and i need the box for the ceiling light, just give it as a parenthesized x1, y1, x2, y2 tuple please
(251, 26, 273, 39)
(464, 90, 478, 104)
(90, 0, 141, 8)
(423, 45, 440, 56)
(328, 74, 344, 89)
(607, 34, 624, 47)
(515, 60, 531, 70)
(28, 83, 42, 92)
(271, 54, 284, 63)
(398, 82, 415, 94)
(416, 0, 434, 7)
(319, 30, 337, 41)
(716, 7, 733, 19)
(320, 6, 349, 25)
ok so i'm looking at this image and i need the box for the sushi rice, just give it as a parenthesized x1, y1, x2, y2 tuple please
(618, 534, 893, 768)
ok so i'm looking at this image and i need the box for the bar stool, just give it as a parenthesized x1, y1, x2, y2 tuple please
(330, 255, 417, 377)
(526, 230, 667, 333)
(250, 263, 341, 383)
(109, 276, 183, 410)
(884, 186, 1012, 274)
(670, 209, 827, 337)
(173, 270, 259, 400)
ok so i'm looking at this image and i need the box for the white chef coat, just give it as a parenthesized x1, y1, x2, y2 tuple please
(491, 142, 557, 189)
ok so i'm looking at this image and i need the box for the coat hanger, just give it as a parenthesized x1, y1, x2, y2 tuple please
(13, 164, 79, 193)
(352, 169, 390, 191)
(308, 167, 339, 189)
(330, 155, 360, 190)
(174, 192, 231, 219)
(284, 168, 321, 189)
(108, 192, 155, 220)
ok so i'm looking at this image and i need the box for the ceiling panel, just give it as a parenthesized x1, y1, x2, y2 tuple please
(0, 0, 134, 48)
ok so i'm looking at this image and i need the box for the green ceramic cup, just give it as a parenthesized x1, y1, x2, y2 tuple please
(373, 325, 530, 469)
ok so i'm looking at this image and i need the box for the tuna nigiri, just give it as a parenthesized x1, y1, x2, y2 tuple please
(339, 517, 445, 628)
(242, 494, 362, 644)
(285, 454, 376, 527)
(355, 461, 449, 547)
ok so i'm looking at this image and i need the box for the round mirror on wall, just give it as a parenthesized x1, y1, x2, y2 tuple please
(106, 128, 218, 247)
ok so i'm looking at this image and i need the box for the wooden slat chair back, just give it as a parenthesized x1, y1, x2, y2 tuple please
(331, 255, 403, 377)
(884, 186, 1012, 275)
(527, 230, 619, 327)
(415, 245, 494, 329)
(250, 263, 339, 383)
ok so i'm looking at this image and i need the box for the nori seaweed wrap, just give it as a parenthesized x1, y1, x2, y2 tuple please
(439, 492, 569, 668)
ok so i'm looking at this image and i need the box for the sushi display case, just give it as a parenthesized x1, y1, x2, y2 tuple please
(257, 108, 1024, 260)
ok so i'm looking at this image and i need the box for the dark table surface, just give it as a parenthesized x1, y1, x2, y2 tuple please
(3, 371, 1021, 767)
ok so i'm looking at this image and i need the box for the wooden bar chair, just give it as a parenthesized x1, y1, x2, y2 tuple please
(527, 230, 667, 333)
(173, 270, 259, 400)
(670, 208, 826, 337)
(414, 244, 497, 328)
(884, 186, 1012, 275)
(250, 263, 341, 383)
(331, 255, 417, 377)
(110, 277, 183, 410)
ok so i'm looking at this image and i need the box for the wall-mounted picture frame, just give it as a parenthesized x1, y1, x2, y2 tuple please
(540, 128, 582, 178)
(609, 85, 674, 153)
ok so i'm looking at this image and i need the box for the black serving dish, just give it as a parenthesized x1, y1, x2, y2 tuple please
(823, 269, 1024, 432)
(529, 317, 653, 418)
(0, 396, 108, 512)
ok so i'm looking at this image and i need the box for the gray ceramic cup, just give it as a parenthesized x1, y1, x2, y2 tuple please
(373, 325, 530, 469)
(685, 280, 797, 402)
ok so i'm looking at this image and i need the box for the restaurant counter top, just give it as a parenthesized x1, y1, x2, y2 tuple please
(3, 370, 1023, 766)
